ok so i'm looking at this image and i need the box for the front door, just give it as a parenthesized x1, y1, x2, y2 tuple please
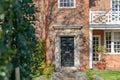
(61, 37, 74, 67)
(93, 36, 101, 63)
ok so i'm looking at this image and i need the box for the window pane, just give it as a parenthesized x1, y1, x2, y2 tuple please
(105, 32, 111, 53)
(114, 32, 120, 53)
(71, 0, 74, 2)
(67, 0, 70, 2)
(112, 0, 120, 11)
(60, 3, 63, 7)
(64, 3, 67, 7)
(60, 0, 64, 2)
(67, 2, 70, 7)
(92, 36, 100, 61)
(71, 3, 74, 6)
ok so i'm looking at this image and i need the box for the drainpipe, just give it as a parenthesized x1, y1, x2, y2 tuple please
(44, 0, 50, 64)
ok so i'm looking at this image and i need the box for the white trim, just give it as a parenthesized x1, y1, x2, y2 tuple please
(111, 31, 114, 53)
(89, 9, 92, 23)
(90, 27, 120, 30)
(90, 10, 120, 24)
(110, 0, 112, 11)
(58, 0, 76, 9)
(105, 52, 120, 55)
(93, 35, 101, 62)
(58, 0, 60, 8)
(89, 29, 93, 69)
(104, 30, 106, 53)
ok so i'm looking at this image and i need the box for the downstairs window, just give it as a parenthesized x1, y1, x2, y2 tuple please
(105, 31, 120, 54)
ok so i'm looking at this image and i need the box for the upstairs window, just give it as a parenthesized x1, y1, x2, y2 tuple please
(58, 0, 76, 8)
(112, 0, 120, 11)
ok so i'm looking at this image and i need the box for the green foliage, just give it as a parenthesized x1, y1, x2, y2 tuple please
(31, 40, 54, 78)
(0, 0, 38, 80)
(0, 63, 13, 80)
(42, 64, 55, 78)
(32, 63, 55, 79)
(94, 46, 107, 54)
(0, 0, 15, 21)
(31, 40, 46, 75)
(86, 70, 94, 80)
(0, 29, 16, 80)
(87, 70, 120, 80)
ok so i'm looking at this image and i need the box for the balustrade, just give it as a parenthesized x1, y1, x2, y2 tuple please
(90, 11, 120, 24)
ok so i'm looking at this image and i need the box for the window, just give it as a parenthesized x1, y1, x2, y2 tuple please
(112, 0, 120, 11)
(114, 32, 120, 53)
(112, 0, 120, 21)
(105, 32, 111, 53)
(93, 36, 100, 62)
(105, 31, 120, 54)
(58, 0, 76, 8)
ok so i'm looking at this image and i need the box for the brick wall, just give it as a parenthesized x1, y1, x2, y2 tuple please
(104, 55, 120, 70)
(90, 0, 111, 11)
(34, 0, 90, 68)
(93, 30, 120, 70)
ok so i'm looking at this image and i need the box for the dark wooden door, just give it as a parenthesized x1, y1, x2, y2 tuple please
(61, 37, 74, 67)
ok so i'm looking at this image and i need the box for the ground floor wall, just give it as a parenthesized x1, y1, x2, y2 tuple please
(104, 55, 120, 70)
(93, 30, 120, 70)
(47, 28, 120, 70)
(46, 25, 89, 71)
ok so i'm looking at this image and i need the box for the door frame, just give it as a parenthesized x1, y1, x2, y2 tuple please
(92, 35, 101, 64)
(55, 35, 80, 69)
(54, 25, 82, 70)
(55, 35, 79, 68)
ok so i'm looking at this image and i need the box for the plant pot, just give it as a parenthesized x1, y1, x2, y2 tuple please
(97, 61, 106, 70)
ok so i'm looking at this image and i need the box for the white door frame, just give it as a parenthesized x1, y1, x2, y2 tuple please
(89, 29, 93, 69)
(92, 35, 101, 64)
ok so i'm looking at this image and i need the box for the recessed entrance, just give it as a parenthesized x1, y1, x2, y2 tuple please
(54, 26, 81, 69)
(61, 37, 74, 67)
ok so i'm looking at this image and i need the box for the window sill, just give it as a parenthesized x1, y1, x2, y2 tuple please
(58, 7, 76, 9)
(105, 53, 120, 55)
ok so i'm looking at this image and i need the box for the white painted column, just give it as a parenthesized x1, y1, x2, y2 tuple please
(89, 29, 93, 69)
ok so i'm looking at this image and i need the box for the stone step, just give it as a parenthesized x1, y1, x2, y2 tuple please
(51, 68, 89, 80)
(63, 78, 75, 80)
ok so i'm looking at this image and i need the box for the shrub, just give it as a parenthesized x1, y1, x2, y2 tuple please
(31, 39, 55, 78)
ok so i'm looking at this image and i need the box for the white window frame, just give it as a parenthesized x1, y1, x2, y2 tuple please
(93, 35, 101, 63)
(111, 0, 120, 12)
(58, 0, 76, 8)
(105, 31, 120, 54)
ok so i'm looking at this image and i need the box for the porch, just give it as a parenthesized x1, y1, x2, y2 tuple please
(89, 28, 120, 70)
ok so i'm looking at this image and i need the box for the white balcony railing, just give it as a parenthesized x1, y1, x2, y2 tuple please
(90, 11, 120, 24)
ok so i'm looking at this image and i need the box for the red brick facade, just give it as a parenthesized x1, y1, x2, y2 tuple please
(91, 0, 120, 70)
(34, 0, 120, 70)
